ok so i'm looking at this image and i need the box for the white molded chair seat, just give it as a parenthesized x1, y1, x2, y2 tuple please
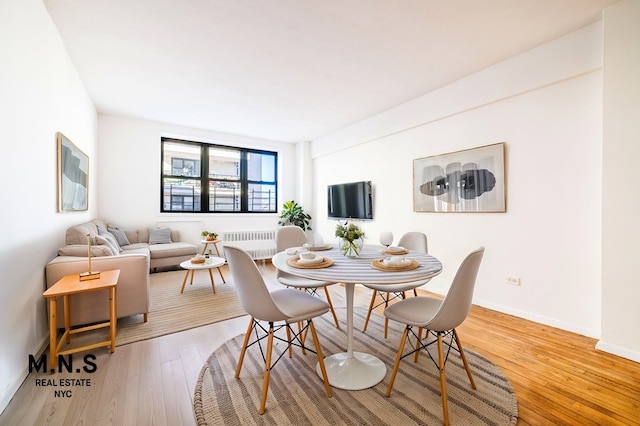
(384, 247, 485, 426)
(276, 226, 340, 328)
(224, 245, 332, 414)
(362, 231, 430, 337)
(269, 289, 333, 322)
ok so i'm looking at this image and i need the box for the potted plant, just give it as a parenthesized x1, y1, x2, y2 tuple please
(201, 231, 218, 241)
(278, 200, 312, 231)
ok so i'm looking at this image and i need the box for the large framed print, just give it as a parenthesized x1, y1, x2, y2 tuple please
(413, 142, 506, 213)
(57, 132, 89, 212)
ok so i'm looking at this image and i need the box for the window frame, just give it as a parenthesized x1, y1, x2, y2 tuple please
(160, 137, 278, 213)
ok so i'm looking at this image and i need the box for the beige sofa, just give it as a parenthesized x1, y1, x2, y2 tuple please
(45, 219, 197, 328)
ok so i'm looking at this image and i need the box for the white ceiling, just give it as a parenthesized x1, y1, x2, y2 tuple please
(44, 0, 617, 143)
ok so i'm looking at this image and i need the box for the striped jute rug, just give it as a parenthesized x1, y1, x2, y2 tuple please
(194, 308, 518, 425)
(116, 269, 246, 346)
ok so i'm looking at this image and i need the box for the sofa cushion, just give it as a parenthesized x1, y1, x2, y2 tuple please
(65, 222, 99, 245)
(58, 244, 113, 257)
(149, 228, 172, 244)
(122, 243, 149, 252)
(148, 242, 197, 259)
(120, 245, 150, 256)
(108, 227, 130, 246)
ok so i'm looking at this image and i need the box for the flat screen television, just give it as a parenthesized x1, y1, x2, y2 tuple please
(327, 181, 373, 220)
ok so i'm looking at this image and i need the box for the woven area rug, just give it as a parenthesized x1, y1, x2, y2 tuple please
(193, 308, 518, 425)
(116, 269, 246, 346)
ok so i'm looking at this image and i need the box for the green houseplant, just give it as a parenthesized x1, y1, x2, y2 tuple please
(201, 231, 218, 241)
(278, 200, 312, 231)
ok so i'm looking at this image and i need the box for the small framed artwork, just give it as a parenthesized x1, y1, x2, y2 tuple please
(413, 142, 506, 213)
(57, 132, 89, 212)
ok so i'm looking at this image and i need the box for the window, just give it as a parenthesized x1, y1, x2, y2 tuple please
(161, 138, 277, 213)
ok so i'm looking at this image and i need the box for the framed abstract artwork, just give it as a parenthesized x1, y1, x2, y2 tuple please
(413, 142, 506, 213)
(57, 132, 89, 212)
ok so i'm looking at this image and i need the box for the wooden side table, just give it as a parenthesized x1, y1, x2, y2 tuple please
(200, 239, 221, 255)
(43, 270, 120, 372)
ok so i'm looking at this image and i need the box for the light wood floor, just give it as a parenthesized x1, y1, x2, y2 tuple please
(2, 264, 639, 425)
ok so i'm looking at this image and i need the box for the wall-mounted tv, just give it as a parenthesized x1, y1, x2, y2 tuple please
(327, 180, 373, 220)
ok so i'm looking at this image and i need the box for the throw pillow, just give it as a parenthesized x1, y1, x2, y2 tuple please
(108, 227, 130, 246)
(97, 225, 123, 252)
(95, 236, 119, 255)
(149, 228, 172, 244)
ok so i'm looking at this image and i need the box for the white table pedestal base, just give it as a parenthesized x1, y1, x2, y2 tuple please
(316, 352, 387, 390)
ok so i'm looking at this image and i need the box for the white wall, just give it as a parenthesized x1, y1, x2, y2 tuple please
(599, 0, 640, 361)
(0, 0, 97, 412)
(311, 23, 604, 340)
(97, 115, 298, 245)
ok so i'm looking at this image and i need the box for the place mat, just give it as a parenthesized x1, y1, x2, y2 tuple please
(308, 244, 334, 251)
(371, 258, 419, 271)
(287, 256, 334, 269)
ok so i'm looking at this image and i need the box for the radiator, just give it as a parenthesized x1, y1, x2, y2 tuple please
(220, 229, 277, 260)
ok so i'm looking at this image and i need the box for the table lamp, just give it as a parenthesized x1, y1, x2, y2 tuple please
(79, 234, 101, 281)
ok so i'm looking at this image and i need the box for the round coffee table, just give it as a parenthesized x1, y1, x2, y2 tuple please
(179, 257, 226, 294)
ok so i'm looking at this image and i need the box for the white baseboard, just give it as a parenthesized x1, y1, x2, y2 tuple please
(472, 298, 600, 339)
(596, 340, 640, 363)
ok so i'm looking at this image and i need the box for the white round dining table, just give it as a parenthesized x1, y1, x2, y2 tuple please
(271, 245, 442, 390)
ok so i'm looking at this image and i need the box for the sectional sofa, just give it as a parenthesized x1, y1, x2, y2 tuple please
(44, 219, 198, 328)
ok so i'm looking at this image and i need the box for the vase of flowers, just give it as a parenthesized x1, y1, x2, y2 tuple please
(335, 222, 364, 257)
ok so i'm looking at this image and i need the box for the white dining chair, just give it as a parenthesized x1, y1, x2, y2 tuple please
(224, 245, 332, 414)
(275, 226, 340, 328)
(362, 231, 430, 337)
(384, 247, 485, 426)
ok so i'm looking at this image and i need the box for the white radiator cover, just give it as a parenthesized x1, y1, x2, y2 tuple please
(220, 229, 277, 260)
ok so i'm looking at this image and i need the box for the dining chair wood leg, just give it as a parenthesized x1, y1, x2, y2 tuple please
(323, 287, 340, 328)
(383, 293, 392, 338)
(385, 326, 409, 396)
(297, 321, 307, 355)
(259, 322, 275, 414)
(362, 290, 378, 332)
(286, 326, 293, 358)
(308, 319, 332, 398)
(414, 327, 424, 363)
(235, 317, 254, 378)
(437, 333, 450, 426)
(453, 329, 476, 389)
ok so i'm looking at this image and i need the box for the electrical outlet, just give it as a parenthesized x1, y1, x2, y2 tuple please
(505, 276, 521, 286)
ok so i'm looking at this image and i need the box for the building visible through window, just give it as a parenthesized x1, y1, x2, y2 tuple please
(161, 138, 277, 213)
